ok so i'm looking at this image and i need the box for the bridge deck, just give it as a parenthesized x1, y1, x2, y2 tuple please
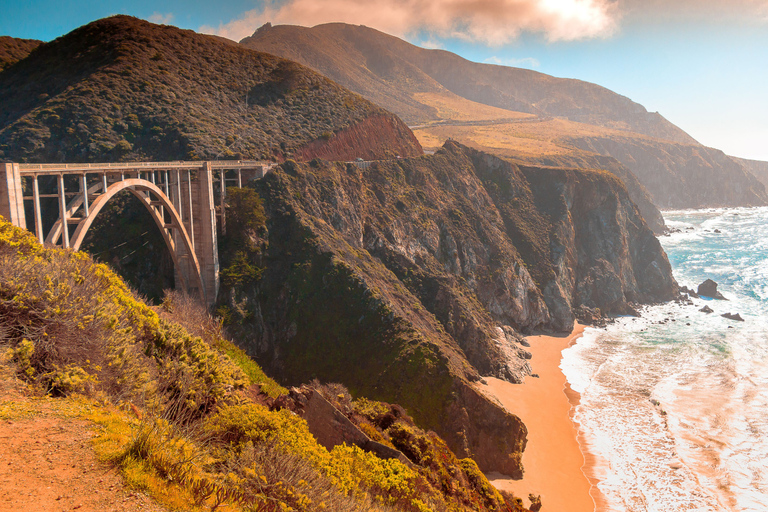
(18, 160, 274, 175)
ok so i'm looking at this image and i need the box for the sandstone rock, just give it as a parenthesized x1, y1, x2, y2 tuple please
(302, 390, 413, 465)
(697, 279, 727, 300)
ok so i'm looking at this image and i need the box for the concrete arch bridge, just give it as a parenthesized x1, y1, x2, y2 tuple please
(1, 161, 273, 306)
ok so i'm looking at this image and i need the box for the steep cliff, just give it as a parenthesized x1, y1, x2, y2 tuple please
(568, 136, 768, 209)
(508, 150, 665, 234)
(734, 157, 768, 192)
(218, 141, 677, 475)
(0, 16, 421, 163)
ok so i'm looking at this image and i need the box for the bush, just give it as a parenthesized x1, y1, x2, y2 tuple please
(0, 217, 528, 512)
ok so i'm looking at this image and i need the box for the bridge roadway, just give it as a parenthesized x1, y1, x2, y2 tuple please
(17, 160, 274, 174)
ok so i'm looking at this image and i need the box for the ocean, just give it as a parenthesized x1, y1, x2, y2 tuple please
(561, 206, 768, 512)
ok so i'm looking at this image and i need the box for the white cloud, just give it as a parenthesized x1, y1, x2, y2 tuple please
(419, 38, 444, 49)
(200, 0, 620, 46)
(619, 0, 768, 23)
(484, 56, 541, 68)
(148, 12, 175, 25)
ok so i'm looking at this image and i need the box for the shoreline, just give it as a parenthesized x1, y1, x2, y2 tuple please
(479, 323, 606, 512)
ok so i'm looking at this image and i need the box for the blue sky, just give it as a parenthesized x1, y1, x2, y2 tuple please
(2, 0, 767, 160)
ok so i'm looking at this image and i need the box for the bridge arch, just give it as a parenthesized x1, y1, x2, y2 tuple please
(45, 182, 103, 246)
(67, 179, 205, 302)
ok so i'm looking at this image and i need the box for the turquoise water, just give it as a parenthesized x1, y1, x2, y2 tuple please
(561, 207, 768, 512)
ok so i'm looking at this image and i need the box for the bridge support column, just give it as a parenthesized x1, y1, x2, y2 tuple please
(196, 162, 219, 307)
(0, 163, 26, 228)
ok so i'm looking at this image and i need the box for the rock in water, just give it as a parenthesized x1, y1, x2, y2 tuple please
(697, 279, 727, 300)
(721, 312, 744, 322)
(699, 305, 714, 313)
(680, 285, 699, 298)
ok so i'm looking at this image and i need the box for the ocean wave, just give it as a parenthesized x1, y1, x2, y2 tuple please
(563, 207, 768, 511)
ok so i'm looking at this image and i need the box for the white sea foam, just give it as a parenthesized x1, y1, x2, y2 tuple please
(562, 207, 768, 511)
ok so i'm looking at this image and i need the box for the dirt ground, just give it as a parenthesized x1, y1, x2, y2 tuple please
(0, 369, 166, 512)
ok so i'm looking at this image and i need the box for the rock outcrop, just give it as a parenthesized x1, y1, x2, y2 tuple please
(698, 279, 727, 300)
(219, 141, 678, 475)
(294, 113, 422, 162)
(510, 151, 666, 235)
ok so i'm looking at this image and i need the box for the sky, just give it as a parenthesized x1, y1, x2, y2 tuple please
(2, 0, 767, 160)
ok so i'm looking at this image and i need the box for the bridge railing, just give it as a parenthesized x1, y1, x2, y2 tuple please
(18, 160, 276, 175)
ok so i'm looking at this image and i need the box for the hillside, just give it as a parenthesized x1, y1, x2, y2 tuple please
(568, 136, 768, 208)
(734, 157, 768, 192)
(241, 22, 768, 212)
(0, 36, 42, 71)
(0, 216, 532, 512)
(241, 22, 695, 144)
(0, 16, 421, 163)
(218, 141, 678, 475)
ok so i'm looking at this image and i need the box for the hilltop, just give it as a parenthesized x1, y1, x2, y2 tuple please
(0, 16, 421, 163)
(241, 22, 768, 211)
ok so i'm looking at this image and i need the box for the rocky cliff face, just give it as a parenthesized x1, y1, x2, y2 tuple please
(509, 151, 666, 234)
(568, 136, 768, 209)
(294, 113, 422, 161)
(734, 157, 768, 192)
(219, 141, 677, 476)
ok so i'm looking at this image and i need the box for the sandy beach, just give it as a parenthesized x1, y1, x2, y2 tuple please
(479, 323, 604, 512)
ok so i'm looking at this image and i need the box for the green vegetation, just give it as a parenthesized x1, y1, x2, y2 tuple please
(0, 36, 42, 72)
(0, 16, 396, 163)
(0, 215, 529, 511)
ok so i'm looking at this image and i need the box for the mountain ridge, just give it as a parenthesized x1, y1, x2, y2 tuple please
(241, 22, 697, 145)
(241, 22, 768, 212)
(0, 16, 421, 163)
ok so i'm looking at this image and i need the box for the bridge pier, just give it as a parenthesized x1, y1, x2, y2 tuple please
(0, 163, 25, 229)
(196, 163, 220, 306)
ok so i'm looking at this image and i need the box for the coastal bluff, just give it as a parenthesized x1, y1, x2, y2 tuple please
(218, 140, 678, 475)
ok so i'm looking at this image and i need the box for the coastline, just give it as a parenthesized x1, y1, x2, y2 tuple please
(479, 323, 605, 512)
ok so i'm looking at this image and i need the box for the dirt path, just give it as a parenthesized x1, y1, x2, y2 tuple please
(0, 372, 166, 512)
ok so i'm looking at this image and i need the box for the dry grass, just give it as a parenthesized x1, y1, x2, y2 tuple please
(412, 92, 533, 123)
(413, 113, 656, 159)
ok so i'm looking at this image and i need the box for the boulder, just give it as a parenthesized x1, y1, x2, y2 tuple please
(721, 312, 744, 322)
(573, 304, 606, 327)
(680, 285, 699, 298)
(699, 305, 714, 314)
(697, 279, 727, 300)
